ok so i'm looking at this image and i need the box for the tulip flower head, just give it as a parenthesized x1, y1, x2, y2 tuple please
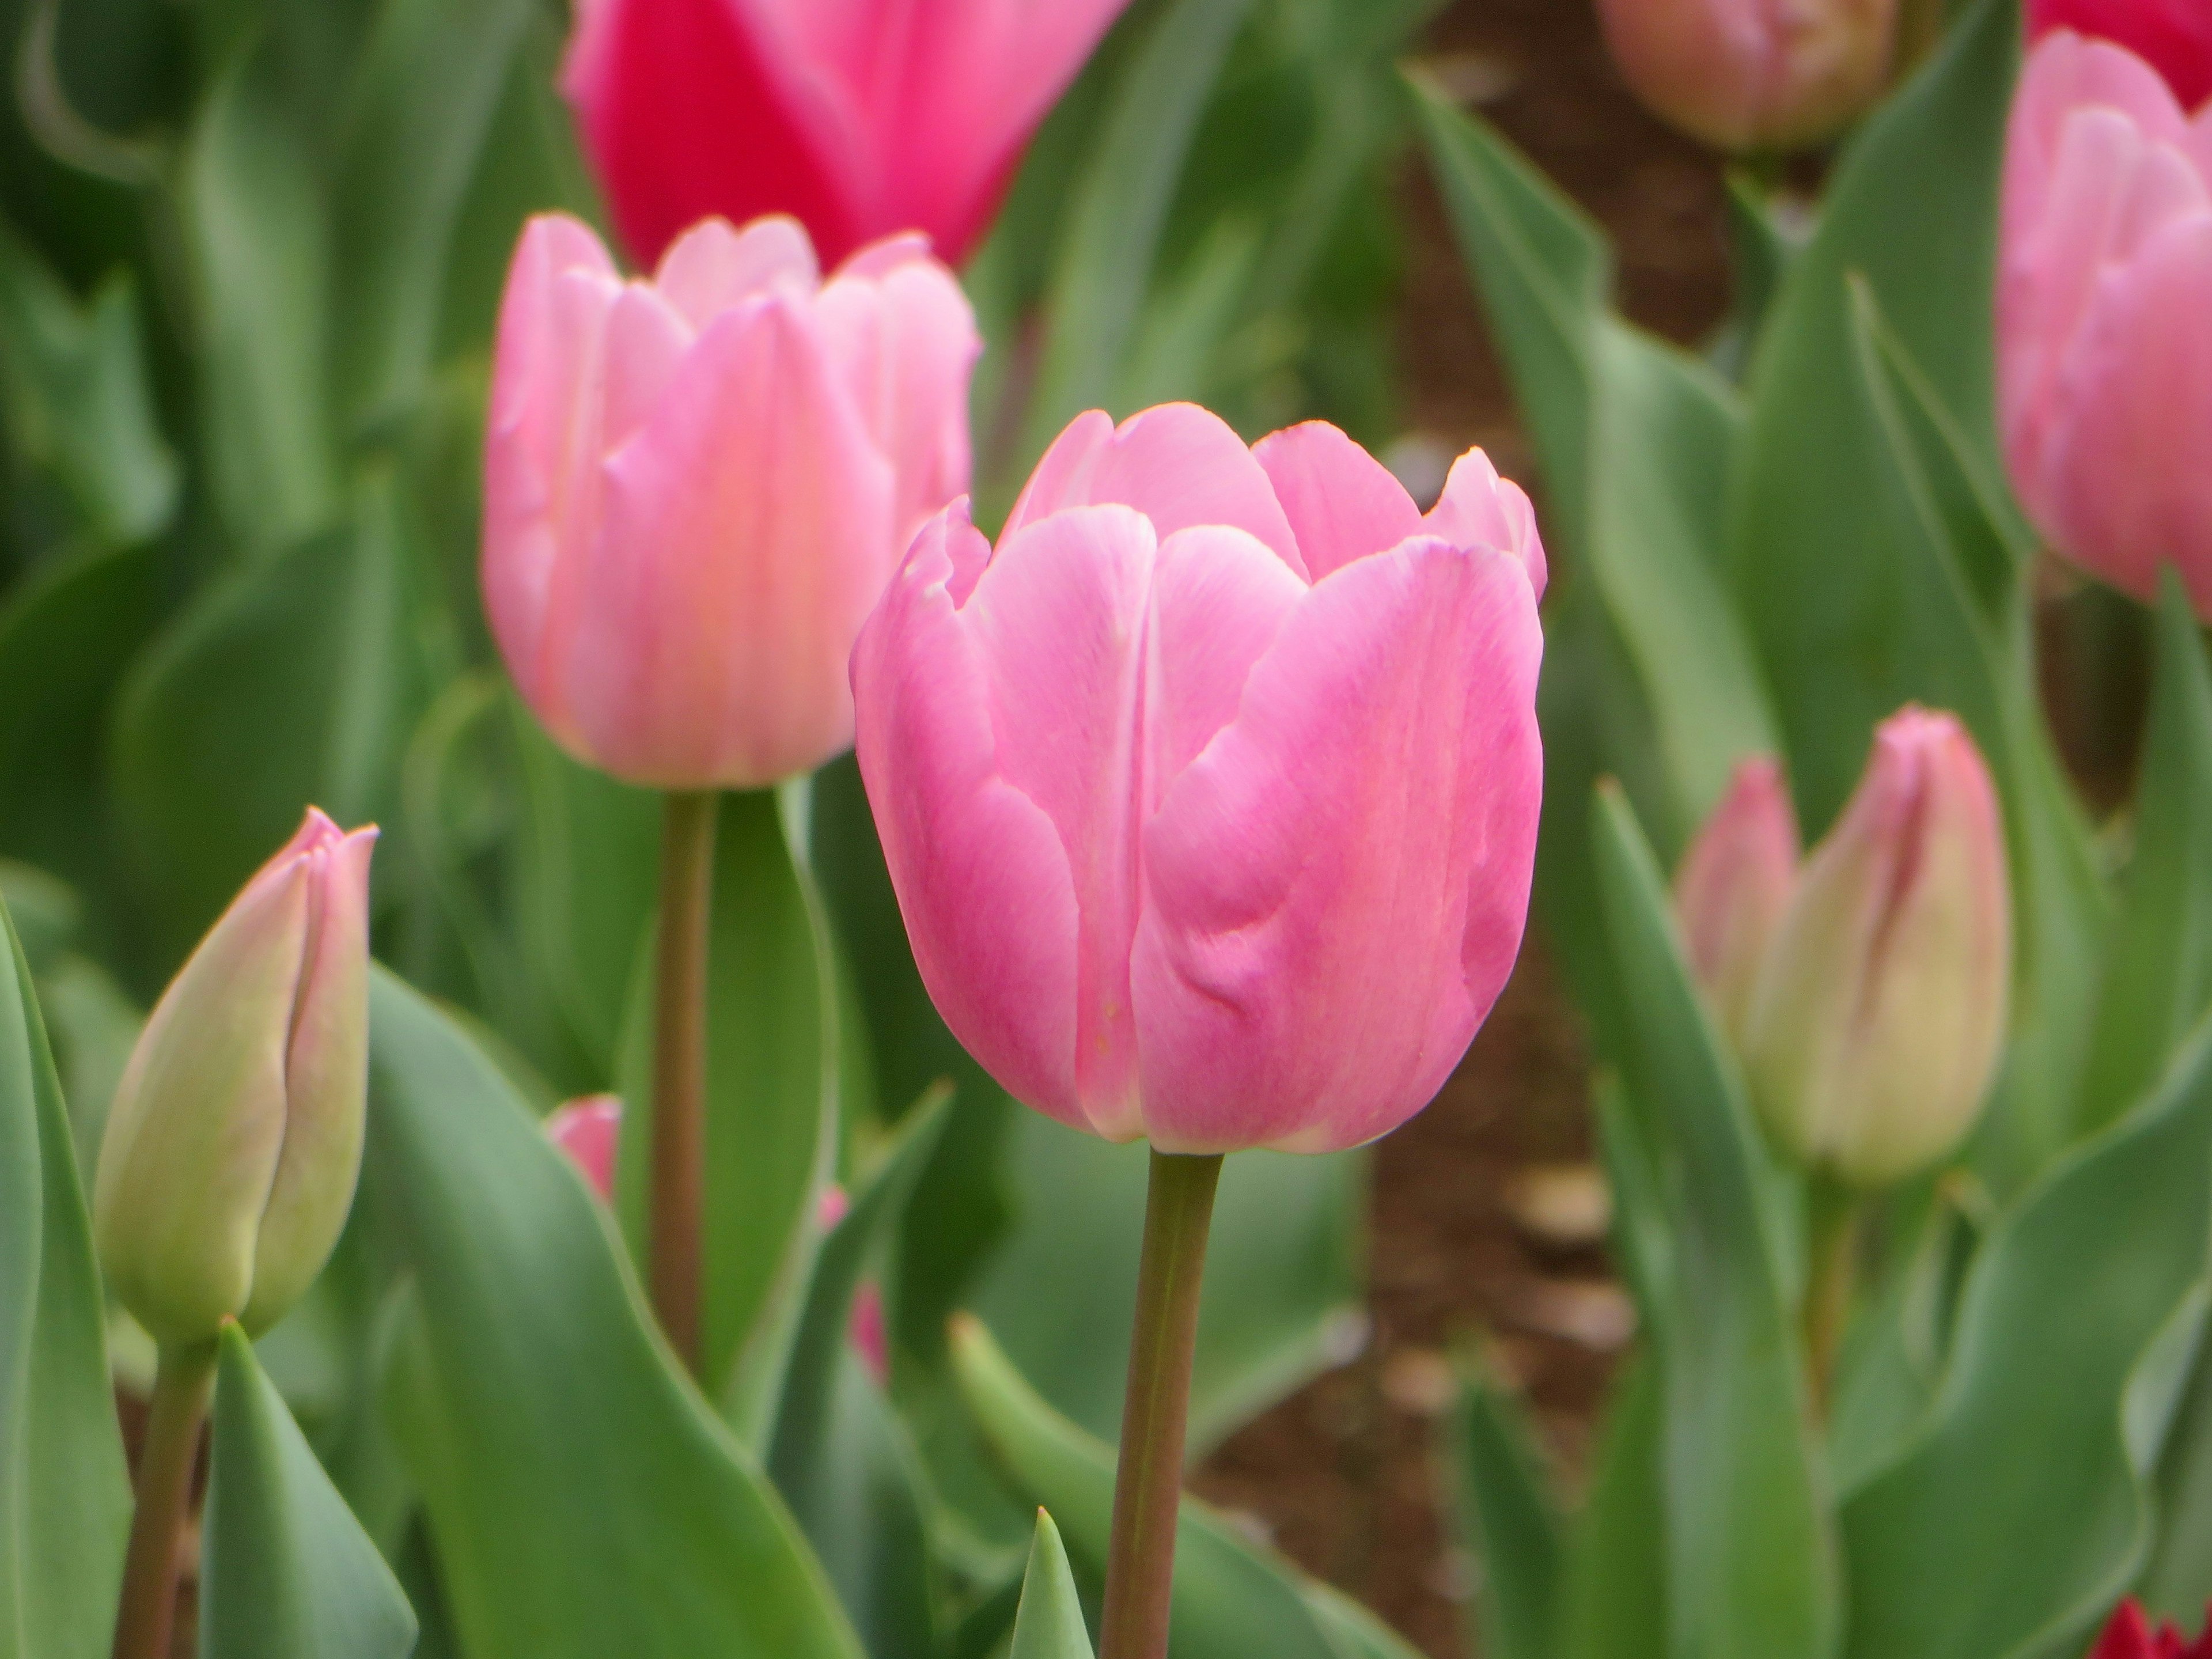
(562, 0, 1138, 268)
(93, 810, 378, 1345)
(2090, 1599, 2212, 1659)
(1595, 0, 1900, 153)
(547, 1094, 623, 1202)
(483, 213, 978, 790)
(1999, 31, 2212, 616)
(854, 406, 1546, 1156)
(2030, 0, 2212, 111)
(1674, 756, 1802, 1046)
(1743, 709, 2012, 1187)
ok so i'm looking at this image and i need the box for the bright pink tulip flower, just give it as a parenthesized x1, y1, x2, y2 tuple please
(853, 405, 1546, 1155)
(1594, 0, 1900, 153)
(483, 213, 979, 789)
(1999, 32, 2212, 616)
(562, 0, 1137, 269)
(547, 1094, 623, 1201)
(2090, 1599, 2212, 1659)
(2031, 0, 2212, 111)
(1673, 757, 1801, 1047)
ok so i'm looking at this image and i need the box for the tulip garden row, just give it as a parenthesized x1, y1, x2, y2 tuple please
(3, 0, 2210, 1657)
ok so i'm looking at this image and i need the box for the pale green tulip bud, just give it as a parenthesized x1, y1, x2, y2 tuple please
(94, 809, 378, 1343)
(1674, 757, 1801, 1047)
(1743, 709, 2011, 1187)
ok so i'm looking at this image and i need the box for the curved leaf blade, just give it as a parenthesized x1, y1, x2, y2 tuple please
(1010, 1511, 1094, 1659)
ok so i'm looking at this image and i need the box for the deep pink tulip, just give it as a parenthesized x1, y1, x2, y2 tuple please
(548, 1094, 623, 1201)
(1999, 32, 2212, 616)
(2031, 0, 2212, 111)
(562, 0, 1137, 270)
(1594, 0, 1899, 152)
(483, 213, 978, 789)
(2090, 1599, 2212, 1659)
(1673, 757, 1801, 1047)
(853, 406, 1546, 1155)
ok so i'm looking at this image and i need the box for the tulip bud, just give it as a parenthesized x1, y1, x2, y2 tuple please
(1596, 0, 1901, 153)
(1742, 709, 2010, 1187)
(1673, 757, 1801, 1046)
(2030, 0, 2212, 110)
(93, 810, 377, 1344)
(547, 1093, 622, 1202)
(2088, 1598, 2212, 1659)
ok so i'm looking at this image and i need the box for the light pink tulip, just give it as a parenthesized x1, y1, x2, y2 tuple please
(1999, 32, 2212, 617)
(483, 213, 978, 789)
(2031, 0, 2212, 112)
(853, 406, 1546, 1155)
(562, 0, 1137, 270)
(1743, 709, 2012, 1187)
(548, 1094, 623, 1201)
(1674, 757, 1801, 1047)
(1594, 0, 1899, 152)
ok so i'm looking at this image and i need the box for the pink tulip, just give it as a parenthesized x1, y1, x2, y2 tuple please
(852, 406, 1546, 1155)
(562, 0, 1137, 270)
(1673, 757, 1801, 1047)
(2031, 0, 2212, 112)
(483, 213, 978, 789)
(1743, 709, 2012, 1187)
(1594, 0, 1899, 153)
(548, 1094, 624, 1201)
(1999, 32, 2212, 616)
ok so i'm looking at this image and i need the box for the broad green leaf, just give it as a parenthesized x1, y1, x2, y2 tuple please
(1559, 1354, 1667, 1659)
(615, 788, 837, 1412)
(181, 33, 338, 554)
(361, 967, 862, 1659)
(0, 221, 175, 547)
(1591, 786, 1835, 1659)
(2075, 574, 2212, 1132)
(1840, 1021, 2212, 1659)
(112, 474, 408, 957)
(1010, 1512, 1094, 1659)
(200, 1322, 418, 1659)
(2139, 1294, 2212, 1622)
(949, 1315, 1423, 1659)
(0, 899, 128, 1659)
(1448, 1357, 1565, 1659)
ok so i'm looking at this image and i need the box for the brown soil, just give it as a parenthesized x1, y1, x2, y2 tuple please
(1191, 5, 1737, 1657)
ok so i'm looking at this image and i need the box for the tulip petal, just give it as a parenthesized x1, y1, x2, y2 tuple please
(599, 282, 695, 452)
(853, 508, 1085, 1127)
(1002, 403, 1305, 576)
(1145, 524, 1307, 795)
(1252, 421, 1421, 581)
(570, 295, 896, 786)
(1427, 449, 1548, 600)
(652, 214, 820, 328)
(1131, 537, 1543, 1153)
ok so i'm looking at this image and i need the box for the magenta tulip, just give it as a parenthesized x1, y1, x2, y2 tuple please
(2031, 0, 2212, 111)
(1999, 31, 2212, 616)
(562, 0, 1137, 270)
(853, 405, 1546, 1156)
(1594, 0, 1900, 153)
(1674, 757, 1801, 1046)
(483, 212, 978, 789)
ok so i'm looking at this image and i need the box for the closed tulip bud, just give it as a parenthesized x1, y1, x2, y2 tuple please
(93, 810, 377, 1345)
(2031, 0, 2212, 110)
(547, 1094, 623, 1202)
(854, 407, 1546, 1154)
(1743, 709, 2011, 1187)
(1596, 0, 1900, 153)
(1998, 31, 2212, 618)
(483, 212, 978, 789)
(562, 0, 1137, 270)
(1673, 757, 1801, 1046)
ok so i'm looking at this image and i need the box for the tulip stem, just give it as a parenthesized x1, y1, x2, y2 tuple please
(1099, 1149, 1224, 1659)
(111, 1338, 217, 1659)
(1803, 1177, 1859, 1416)
(650, 789, 719, 1376)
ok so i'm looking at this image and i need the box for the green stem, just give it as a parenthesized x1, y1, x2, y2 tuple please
(1803, 1176, 1860, 1417)
(111, 1339, 217, 1659)
(649, 789, 719, 1375)
(1098, 1150, 1224, 1659)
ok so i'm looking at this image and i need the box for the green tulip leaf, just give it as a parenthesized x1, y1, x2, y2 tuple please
(1591, 785, 1836, 1659)
(362, 967, 862, 1659)
(1010, 1510, 1094, 1659)
(1558, 1353, 1668, 1659)
(0, 900, 128, 1659)
(2138, 1291, 2212, 1622)
(1840, 1020, 2212, 1659)
(950, 1315, 1423, 1659)
(200, 1322, 418, 1659)
(1446, 1355, 1565, 1659)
